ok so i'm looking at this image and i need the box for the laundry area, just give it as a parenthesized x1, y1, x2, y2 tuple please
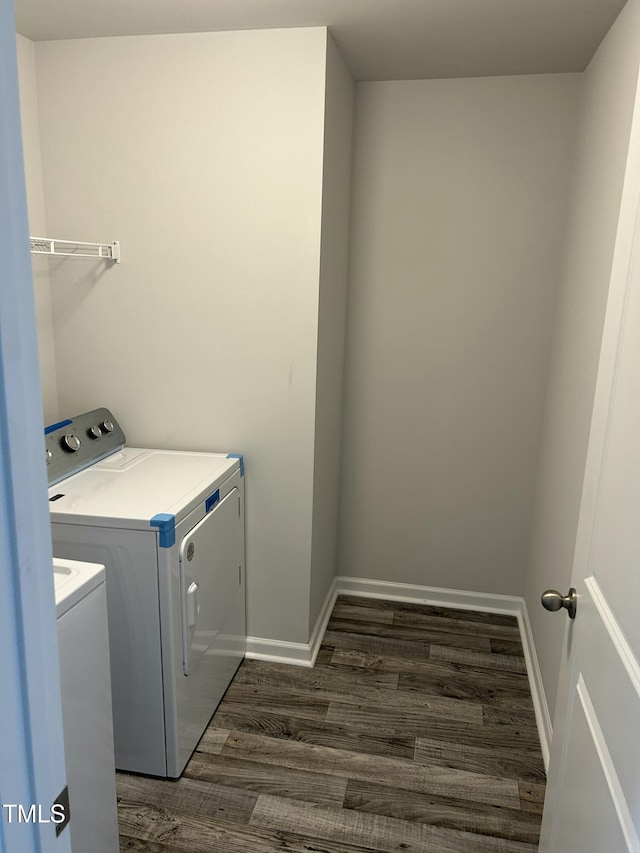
(4, 0, 640, 850)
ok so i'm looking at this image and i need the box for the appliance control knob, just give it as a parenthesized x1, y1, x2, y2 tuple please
(88, 425, 102, 439)
(62, 434, 81, 453)
(102, 420, 115, 433)
(46, 449, 52, 464)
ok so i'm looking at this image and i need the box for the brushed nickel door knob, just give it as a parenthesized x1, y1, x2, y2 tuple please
(541, 588, 577, 619)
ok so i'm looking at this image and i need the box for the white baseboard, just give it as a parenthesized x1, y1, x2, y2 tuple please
(244, 574, 552, 769)
(517, 598, 552, 771)
(245, 577, 338, 668)
(336, 575, 523, 614)
(308, 577, 339, 666)
(244, 636, 315, 666)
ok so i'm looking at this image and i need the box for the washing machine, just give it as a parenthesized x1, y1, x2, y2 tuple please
(47, 408, 246, 778)
(54, 557, 119, 853)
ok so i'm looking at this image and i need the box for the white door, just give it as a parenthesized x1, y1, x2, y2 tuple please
(539, 70, 640, 853)
(0, 8, 71, 852)
(179, 487, 245, 675)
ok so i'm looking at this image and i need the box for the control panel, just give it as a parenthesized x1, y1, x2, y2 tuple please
(45, 407, 126, 486)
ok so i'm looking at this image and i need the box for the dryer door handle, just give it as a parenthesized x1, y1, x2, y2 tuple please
(186, 582, 199, 628)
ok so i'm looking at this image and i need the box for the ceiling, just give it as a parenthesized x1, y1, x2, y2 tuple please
(14, 0, 628, 82)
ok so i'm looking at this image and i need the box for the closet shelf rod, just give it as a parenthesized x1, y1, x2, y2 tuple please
(30, 237, 121, 264)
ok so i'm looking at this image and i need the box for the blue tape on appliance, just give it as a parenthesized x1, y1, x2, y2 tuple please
(206, 489, 220, 513)
(226, 453, 244, 476)
(150, 513, 176, 548)
(44, 418, 73, 435)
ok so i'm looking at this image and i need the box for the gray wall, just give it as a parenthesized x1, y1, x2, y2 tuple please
(338, 74, 581, 595)
(16, 34, 58, 424)
(31, 27, 342, 646)
(525, 0, 640, 723)
(309, 34, 354, 633)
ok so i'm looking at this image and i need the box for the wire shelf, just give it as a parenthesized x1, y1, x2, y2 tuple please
(30, 237, 120, 263)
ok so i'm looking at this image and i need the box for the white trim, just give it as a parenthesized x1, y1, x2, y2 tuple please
(245, 636, 316, 667)
(577, 676, 639, 851)
(586, 576, 640, 699)
(308, 577, 339, 666)
(245, 578, 338, 667)
(335, 575, 522, 614)
(518, 598, 553, 770)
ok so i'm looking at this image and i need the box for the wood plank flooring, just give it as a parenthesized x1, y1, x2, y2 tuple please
(117, 595, 546, 852)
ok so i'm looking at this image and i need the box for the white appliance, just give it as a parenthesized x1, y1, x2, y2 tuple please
(47, 408, 246, 778)
(54, 557, 119, 853)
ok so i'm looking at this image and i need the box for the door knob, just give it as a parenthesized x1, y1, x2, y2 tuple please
(541, 588, 577, 619)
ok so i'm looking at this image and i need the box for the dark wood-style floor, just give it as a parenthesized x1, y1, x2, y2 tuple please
(117, 595, 546, 852)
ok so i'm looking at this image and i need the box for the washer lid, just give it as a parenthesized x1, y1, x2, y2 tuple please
(49, 448, 239, 529)
(53, 558, 105, 618)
